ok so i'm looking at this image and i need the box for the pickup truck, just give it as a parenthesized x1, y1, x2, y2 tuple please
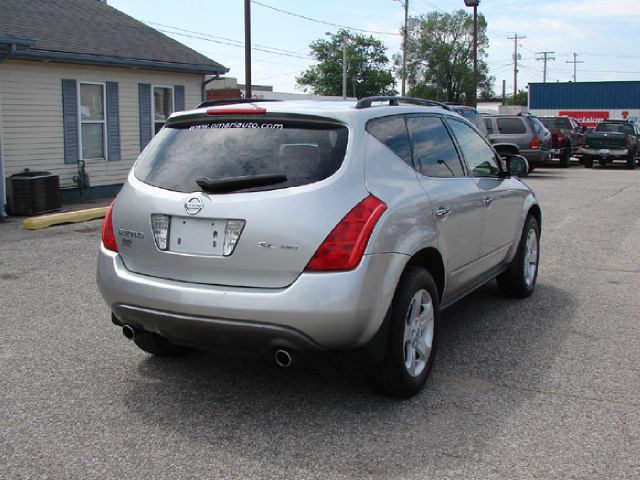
(582, 120, 639, 169)
(538, 116, 586, 167)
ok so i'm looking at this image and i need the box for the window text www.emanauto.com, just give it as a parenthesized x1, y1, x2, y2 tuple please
(189, 123, 284, 130)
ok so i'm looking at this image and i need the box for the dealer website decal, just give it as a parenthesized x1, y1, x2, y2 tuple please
(189, 123, 284, 130)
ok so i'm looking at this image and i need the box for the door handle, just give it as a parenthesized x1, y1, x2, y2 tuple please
(436, 207, 451, 217)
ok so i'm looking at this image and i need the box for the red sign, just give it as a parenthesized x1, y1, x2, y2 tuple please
(559, 111, 609, 127)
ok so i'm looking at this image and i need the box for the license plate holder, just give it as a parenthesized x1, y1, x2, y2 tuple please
(169, 217, 225, 255)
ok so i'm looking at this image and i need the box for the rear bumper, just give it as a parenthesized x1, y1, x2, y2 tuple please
(521, 149, 552, 166)
(97, 246, 407, 353)
(582, 147, 628, 158)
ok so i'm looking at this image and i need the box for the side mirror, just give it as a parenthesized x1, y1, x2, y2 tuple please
(504, 154, 529, 177)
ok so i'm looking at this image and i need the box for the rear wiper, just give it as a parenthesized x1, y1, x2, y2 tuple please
(196, 174, 288, 193)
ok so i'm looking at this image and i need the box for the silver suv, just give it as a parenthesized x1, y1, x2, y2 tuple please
(483, 113, 552, 172)
(97, 97, 541, 398)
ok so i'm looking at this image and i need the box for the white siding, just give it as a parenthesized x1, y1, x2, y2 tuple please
(0, 60, 202, 189)
(530, 109, 640, 125)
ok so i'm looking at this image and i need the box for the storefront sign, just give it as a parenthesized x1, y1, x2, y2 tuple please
(559, 111, 609, 127)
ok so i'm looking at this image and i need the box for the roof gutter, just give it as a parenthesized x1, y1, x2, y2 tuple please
(0, 36, 37, 63)
(6, 49, 230, 75)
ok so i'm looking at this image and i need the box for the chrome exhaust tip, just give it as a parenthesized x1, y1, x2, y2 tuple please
(122, 324, 136, 340)
(274, 349, 295, 368)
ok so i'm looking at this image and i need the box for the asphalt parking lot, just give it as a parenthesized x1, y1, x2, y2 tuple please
(1, 163, 639, 479)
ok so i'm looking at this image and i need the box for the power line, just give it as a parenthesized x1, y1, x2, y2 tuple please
(536, 51, 555, 83)
(251, 0, 401, 36)
(153, 28, 313, 60)
(145, 20, 311, 58)
(566, 52, 584, 82)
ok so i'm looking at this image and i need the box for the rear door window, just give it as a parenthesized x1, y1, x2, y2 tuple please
(406, 115, 464, 178)
(134, 119, 348, 193)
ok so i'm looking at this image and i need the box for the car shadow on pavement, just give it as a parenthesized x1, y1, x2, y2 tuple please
(121, 281, 576, 477)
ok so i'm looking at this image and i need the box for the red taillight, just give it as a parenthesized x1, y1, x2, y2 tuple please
(626, 136, 633, 149)
(101, 202, 118, 252)
(530, 137, 540, 149)
(305, 195, 387, 272)
(206, 107, 267, 115)
(556, 132, 564, 144)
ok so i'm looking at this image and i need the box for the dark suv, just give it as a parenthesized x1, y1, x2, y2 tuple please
(538, 116, 586, 167)
(483, 114, 552, 172)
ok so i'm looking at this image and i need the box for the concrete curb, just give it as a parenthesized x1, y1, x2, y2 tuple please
(22, 207, 108, 230)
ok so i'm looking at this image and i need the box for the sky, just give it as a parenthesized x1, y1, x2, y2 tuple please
(108, 0, 640, 97)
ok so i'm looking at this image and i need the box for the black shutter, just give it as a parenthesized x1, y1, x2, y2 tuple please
(106, 81, 121, 161)
(139, 83, 152, 151)
(62, 79, 79, 164)
(174, 85, 185, 112)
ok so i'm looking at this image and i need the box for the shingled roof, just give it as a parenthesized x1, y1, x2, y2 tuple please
(0, 0, 229, 75)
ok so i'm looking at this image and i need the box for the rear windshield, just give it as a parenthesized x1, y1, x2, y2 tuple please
(530, 117, 548, 136)
(134, 120, 348, 193)
(595, 123, 627, 133)
(540, 117, 570, 129)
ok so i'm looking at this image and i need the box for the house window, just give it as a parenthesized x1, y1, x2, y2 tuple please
(153, 86, 173, 134)
(79, 83, 106, 159)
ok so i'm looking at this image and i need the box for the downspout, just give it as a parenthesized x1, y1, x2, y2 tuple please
(0, 43, 17, 62)
(201, 74, 219, 103)
(0, 44, 13, 218)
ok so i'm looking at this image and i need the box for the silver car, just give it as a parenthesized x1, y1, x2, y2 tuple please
(97, 97, 541, 398)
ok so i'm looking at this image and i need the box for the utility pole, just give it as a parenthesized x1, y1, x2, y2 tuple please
(341, 33, 348, 99)
(536, 51, 555, 83)
(244, 0, 252, 98)
(401, 0, 409, 96)
(508, 33, 525, 99)
(566, 52, 583, 82)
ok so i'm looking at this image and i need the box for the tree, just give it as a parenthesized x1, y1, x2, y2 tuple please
(297, 30, 397, 98)
(400, 9, 493, 104)
(507, 89, 528, 106)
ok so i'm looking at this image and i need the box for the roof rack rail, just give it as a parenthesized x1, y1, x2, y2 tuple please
(355, 96, 452, 110)
(197, 98, 282, 109)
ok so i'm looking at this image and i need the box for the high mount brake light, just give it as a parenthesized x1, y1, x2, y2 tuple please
(306, 195, 387, 272)
(102, 201, 118, 253)
(206, 107, 267, 115)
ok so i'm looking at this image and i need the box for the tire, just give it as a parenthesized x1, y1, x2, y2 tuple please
(560, 145, 571, 168)
(583, 155, 593, 168)
(497, 215, 540, 298)
(367, 267, 439, 398)
(626, 150, 636, 169)
(133, 331, 191, 357)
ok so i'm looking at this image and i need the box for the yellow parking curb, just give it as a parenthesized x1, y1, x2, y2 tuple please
(22, 207, 108, 230)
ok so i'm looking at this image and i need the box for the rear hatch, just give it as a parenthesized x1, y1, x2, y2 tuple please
(112, 107, 367, 288)
(586, 125, 627, 148)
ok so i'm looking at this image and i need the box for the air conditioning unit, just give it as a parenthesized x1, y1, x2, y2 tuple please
(7, 169, 60, 215)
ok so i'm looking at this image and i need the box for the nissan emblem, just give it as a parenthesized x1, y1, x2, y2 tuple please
(184, 197, 203, 215)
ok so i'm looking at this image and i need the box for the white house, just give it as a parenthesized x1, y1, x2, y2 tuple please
(0, 0, 228, 217)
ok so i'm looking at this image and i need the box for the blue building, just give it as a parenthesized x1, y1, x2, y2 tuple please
(529, 81, 640, 126)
